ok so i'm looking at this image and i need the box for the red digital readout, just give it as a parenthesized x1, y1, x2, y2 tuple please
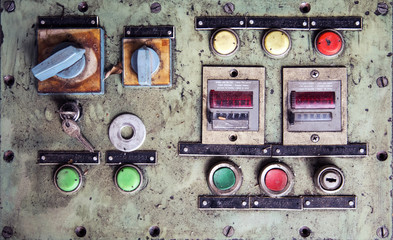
(209, 90, 253, 109)
(291, 91, 335, 109)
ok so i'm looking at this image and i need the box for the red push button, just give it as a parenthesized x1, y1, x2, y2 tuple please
(265, 169, 288, 192)
(316, 30, 343, 56)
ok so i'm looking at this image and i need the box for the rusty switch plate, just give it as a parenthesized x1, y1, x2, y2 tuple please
(122, 38, 172, 87)
(36, 28, 105, 94)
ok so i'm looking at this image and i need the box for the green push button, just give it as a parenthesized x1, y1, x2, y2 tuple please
(213, 167, 236, 190)
(56, 167, 81, 192)
(116, 166, 141, 192)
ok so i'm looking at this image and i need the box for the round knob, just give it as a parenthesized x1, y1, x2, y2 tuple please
(32, 44, 86, 81)
(131, 46, 160, 86)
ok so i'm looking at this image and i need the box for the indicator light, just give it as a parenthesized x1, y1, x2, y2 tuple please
(259, 163, 294, 197)
(265, 169, 288, 192)
(291, 91, 335, 109)
(209, 90, 253, 109)
(208, 161, 243, 195)
(54, 164, 82, 193)
(213, 167, 236, 190)
(315, 29, 344, 57)
(114, 164, 143, 193)
(262, 29, 291, 58)
(210, 28, 240, 57)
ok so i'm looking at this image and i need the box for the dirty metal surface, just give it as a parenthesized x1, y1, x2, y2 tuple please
(0, 0, 392, 239)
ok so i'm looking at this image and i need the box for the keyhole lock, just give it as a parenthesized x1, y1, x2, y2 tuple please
(314, 165, 345, 193)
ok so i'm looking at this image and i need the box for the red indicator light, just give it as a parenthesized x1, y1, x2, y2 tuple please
(316, 31, 343, 56)
(265, 169, 288, 192)
(291, 91, 335, 109)
(210, 90, 253, 108)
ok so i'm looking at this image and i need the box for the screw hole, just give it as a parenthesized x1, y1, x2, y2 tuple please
(149, 226, 160, 237)
(229, 69, 238, 77)
(75, 226, 86, 238)
(3, 150, 14, 162)
(3, 75, 15, 87)
(120, 125, 134, 140)
(229, 134, 237, 142)
(78, 2, 88, 12)
(2, 226, 13, 239)
(299, 2, 311, 13)
(299, 226, 311, 237)
(377, 151, 388, 161)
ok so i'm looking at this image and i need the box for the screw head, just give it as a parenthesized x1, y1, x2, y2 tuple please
(305, 200, 311, 206)
(311, 21, 316, 26)
(303, 21, 307, 26)
(150, 2, 161, 13)
(198, 21, 203, 26)
(310, 70, 319, 78)
(223, 2, 235, 14)
(310, 134, 320, 143)
(108, 156, 113, 161)
(183, 147, 189, 153)
(376, 76, 389, 88)
(376, 226, 389, 238)
(4, 1, 15, 13)
(239, 20, 244, 25)
(223, 226, 235, 237)
(202, 200, 208, 206)
(249, 19, 254, 25)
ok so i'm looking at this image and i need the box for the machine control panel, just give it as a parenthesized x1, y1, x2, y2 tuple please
(0, 1, 392, 239)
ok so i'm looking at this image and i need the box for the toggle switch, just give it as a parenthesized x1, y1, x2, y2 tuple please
(53, 164, 83, 193)
(131, 46, 160, 86)
(32, 45, 86, 81)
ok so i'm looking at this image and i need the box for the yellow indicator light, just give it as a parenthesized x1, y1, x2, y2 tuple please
(211, 29, 239, 56)
(263, 30, 291, 57)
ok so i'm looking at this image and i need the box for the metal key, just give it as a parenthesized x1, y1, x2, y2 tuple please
(62, 119, 94, 152)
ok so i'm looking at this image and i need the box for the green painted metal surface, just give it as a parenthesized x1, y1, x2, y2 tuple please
(0, 0, 392, 239)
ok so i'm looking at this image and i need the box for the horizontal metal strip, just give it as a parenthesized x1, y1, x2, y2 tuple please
(199, 196, 249, 209)
(246, 17, 309, 30)
(309, 17, 362, 30)
(38, 16, 99, 28)
(272, 144, 367, 157)
(106, 150, 157, 165)
(250, 197, 302, 210)
(179, 143, 367, 157)
(195, 16, 247, 30)
(124, 26, 175, 38)
(178, 143, 271, 157)
(38, 151, 100, 165)
(195, 16, 362, 30)
(303, 195, 356, 209)
(199, 195, 356, 210)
